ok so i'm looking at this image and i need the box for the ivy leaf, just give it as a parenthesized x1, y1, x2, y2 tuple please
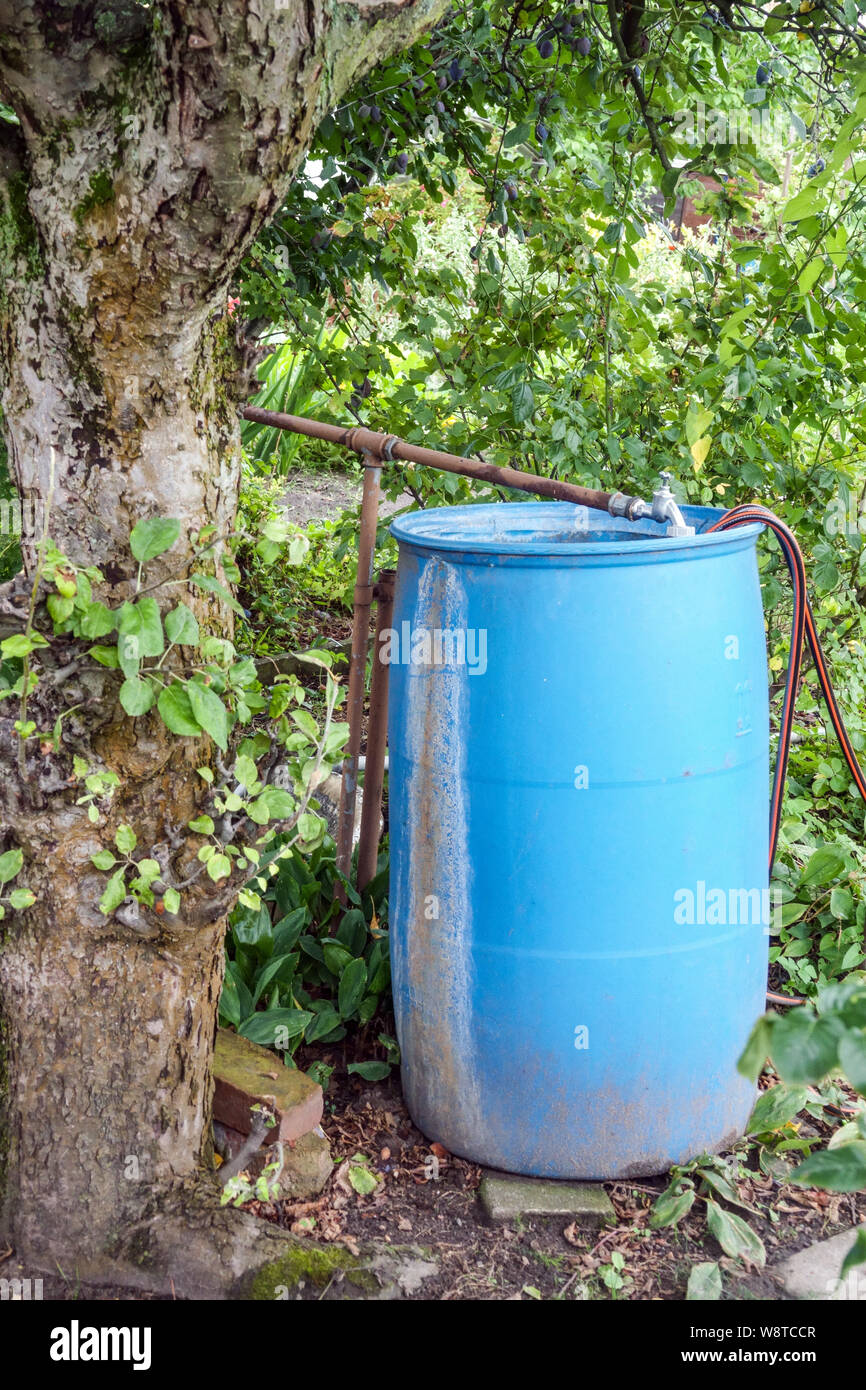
(186, 679, 229, 751)
(164, 602, 200, 646)
(99, 868, 127, 915)
(119, 676, 156, 717)
(157, 682, 203, 738)
(130, 517, 180, 563)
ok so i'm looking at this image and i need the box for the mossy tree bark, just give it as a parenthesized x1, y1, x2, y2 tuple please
(0, 0, 446, 1294)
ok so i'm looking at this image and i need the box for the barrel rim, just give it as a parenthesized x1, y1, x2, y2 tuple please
(389, 501, 764, 558)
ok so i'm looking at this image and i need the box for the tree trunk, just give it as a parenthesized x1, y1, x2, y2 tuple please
(0, 0, 446, 1294)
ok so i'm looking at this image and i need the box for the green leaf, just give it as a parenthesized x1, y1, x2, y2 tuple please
(129, 517, 180, 563)
(348, 1060, 391, 1082)
(99, 868, 127, 915)
(338, 957, 368, 1018)
(738, 1013, 773, 1081)
(770, 1009, 843, 1085)
(79, 602, 117, 639)
(164, 602, 200, 646)
(0, 848, 23, 885)
(747, 1084, 809, 1134)
(838, 1031, 866, 1095)
(238, 1008, 312, 1047)
(116, 598, 163, 674)
(188, 814, 215, 835)
(686, 1261, 722, 1301)
(163, 887, 180, 915)
(157, 682, 203, 738)
(88, 644, 120, 668)
(1, 632, 48, 658)
(347, 1158, 379, 1195)
(90, 849, 117, 870)
(649, 1186, 695, 1228)
(206, 853, 232, 882)
(800, 846, 846, 888)
(304, 1007, 343, 1043)
(841, 1228, 866, 1278)
(115, 824, 137, 854)
(8, 888, 35, 910)
(251, 953, 299, 1007)
(186, 679, 229, 751)
(119, 676, 156, 716)
(792, 1142, 866, 1192)
(705, 1201, 766, 1267)
(190, 572, 243, 614)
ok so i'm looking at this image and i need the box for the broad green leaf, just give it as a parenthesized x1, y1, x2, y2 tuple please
(338, 956, 368, 1018)
(705, 1201, 766, 1267)
(841, 1228, 866, 1277)
(119, 676, 156, 717)
(1, 633, 48, 658)
(0, 848, 23, 884)
(115, 824, 137, 854)
(686, 1261, 722, 1301)
(79, 602, 117, 639)
(800, 846, 846, 888)
(238, 1008, 312, 1047)
(8, 888, 35, 910)
(90, 850, 117, 870)
(348, 1060, 391, 1082)
(206, 853, 232, 882)
(157, 682, 203, 738)
(838, 1031, 866, 1095)
(738, 1013, 773, 1081)
(130, 516, 180, 563)
(792, 1142, 866, 1192)
(88, 644, 120, 668)
(188, 814, 215, 835)
(251, 953, 298, 1006)
(163, 887, 181, 915)
(649, 1186, 695, 1228)
(164, 602, 200, 646)
(347, 1158, 379, 1195)
(770, 1009, 843, 1085)
(747, 1084, 809, 1134)
(99, 868, 127, 915)
(304, 1007, 343, 1043)
(186, 679, 229, 751)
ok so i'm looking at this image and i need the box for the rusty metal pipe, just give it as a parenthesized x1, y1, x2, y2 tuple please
(241, 405, 615, 513)
(357, 569, 396, 893)
(336, 454, 381, 882)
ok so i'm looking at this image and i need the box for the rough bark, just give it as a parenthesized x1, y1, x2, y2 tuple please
(0, 0, 446, 1292)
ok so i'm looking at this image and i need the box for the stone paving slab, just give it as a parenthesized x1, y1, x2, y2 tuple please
(774, 1225, 866, 1300)
(479, 1171, 615, 1227)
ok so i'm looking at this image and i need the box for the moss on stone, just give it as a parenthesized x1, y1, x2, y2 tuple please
(247, 1242, 380, 1299)
(0, 171, 42, 284)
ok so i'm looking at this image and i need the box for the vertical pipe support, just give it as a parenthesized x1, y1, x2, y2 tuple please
(357, 568, 396, 892)
(336, 452, 382, 883)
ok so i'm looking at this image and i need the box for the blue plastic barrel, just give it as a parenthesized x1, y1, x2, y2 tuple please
(387, 502, 769, 1177)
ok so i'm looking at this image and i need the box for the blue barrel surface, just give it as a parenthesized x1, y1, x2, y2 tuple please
(387, 501, 769, 1177)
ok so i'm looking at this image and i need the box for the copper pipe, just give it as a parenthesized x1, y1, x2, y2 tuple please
(241, 405, 614, 512)
(357, 569, 396, 893)
(336, 453, 381, 882)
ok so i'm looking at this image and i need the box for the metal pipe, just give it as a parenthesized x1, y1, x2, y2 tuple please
(241, 405, 617, 513)
(357, 569, 396, 892)
(336, 453, 381, 882)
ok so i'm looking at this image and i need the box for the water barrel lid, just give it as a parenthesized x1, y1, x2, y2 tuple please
(390, 501, 764, 560)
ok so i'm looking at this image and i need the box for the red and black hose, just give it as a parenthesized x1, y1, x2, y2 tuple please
(707, 504, 866, 1006)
